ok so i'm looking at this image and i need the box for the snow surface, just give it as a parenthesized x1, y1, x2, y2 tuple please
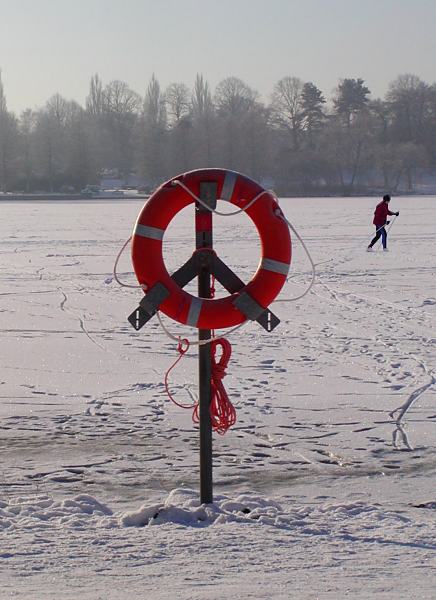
(1, 196, 435, 599)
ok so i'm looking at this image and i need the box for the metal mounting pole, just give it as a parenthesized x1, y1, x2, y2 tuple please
(196, 182, 217, 504)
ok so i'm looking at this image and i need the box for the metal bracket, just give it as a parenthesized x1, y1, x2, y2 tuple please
(233, 291, 280, 332)
(171, 255, 199, 288)
(127, 250, 281, 333)
(127, 282, 169, 330)
(212, 254, 245, 294)
(127, 254, 201, 331)
(212, 255, 280, 332)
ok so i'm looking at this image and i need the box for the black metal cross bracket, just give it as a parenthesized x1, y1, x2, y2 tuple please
(128, 248, 280, 332)
(127, 282, 169, 330)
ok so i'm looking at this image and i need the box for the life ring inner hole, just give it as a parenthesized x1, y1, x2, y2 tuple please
(162, 200, 262, 299)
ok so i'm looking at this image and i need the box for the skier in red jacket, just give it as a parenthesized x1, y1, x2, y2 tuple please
(367, 194, 399, 251)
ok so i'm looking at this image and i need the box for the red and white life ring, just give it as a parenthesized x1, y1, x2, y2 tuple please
(131, 169, 291, 329)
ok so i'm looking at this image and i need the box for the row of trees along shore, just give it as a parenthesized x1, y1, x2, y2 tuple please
(1, 71, 436, 195)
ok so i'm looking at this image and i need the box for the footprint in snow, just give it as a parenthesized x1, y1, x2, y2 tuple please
(421, 299, 436, 306)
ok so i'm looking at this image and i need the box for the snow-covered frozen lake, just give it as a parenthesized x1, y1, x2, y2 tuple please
(1, 196, 435, 599)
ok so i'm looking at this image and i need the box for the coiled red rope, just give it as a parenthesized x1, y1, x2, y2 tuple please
(164, 337, 236, 435)
(194, 338, 236, 435)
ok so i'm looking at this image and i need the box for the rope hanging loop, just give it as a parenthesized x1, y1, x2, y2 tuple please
(164, 338, 196, 410)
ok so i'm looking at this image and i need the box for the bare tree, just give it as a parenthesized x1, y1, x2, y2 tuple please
(386, 74, 432, 143)
(189, 74, 215, 166)
(164, 82, 193, 174)
(100, 80, 141, 178)
(143, 74, 167, 128)
(165, 82, 190, 124)
(46, 93, 69, 127)
(0, 71, 19, 191)
(191, 74, 213, 118)
(213, 77, 260, 169)
(270, 76, 305, 149)
(214, 76, 258, 116)
(86, 74, 104, 116)
(0, 69, 6, 113)
(103, 80, 141, 116)
(375, 141, 424, 190)
(33, 110, 57, 191)
(321, 111, 375, 191)
(18, 109, 36, 192)
(65, 102, 94, 188)
(0, 69, 7, 190)
(369, 98, 390, 143)
(141, 74, 167, 184)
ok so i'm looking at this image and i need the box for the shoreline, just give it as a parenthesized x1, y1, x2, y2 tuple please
(0, 192, 434, 202)
(0, 193, 149, 202)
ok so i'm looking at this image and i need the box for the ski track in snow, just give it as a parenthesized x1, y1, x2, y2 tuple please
(0, 197, 435, 599)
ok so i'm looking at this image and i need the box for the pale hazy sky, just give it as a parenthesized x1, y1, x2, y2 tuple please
(1, 0, 435, 113)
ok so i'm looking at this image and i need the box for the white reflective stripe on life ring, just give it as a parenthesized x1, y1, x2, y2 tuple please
(261, 257, 290, 276)
(220, 171, 238, 202)
(186, 297, 203, 327)
(135, 224, 165, 241)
